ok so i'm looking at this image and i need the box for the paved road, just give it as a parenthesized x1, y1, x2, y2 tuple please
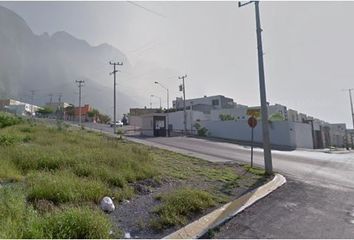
(212, 179, 354, 239)
(83, 122, 354, 238)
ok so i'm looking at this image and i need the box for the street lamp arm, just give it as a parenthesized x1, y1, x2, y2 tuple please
(238, 1, 254, 8)
(154, 81, 168, 90)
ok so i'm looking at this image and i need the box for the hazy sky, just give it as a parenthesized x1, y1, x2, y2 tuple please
(1, 1, 354, 127)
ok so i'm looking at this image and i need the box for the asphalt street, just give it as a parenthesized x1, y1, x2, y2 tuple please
(83, 122, 354, 238)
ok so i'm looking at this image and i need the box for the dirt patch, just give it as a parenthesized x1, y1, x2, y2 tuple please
(109, 162, 271, 239)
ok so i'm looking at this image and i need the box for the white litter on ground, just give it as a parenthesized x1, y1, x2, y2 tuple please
(100, 196, 115, 213)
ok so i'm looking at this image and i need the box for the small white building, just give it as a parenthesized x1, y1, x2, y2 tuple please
(1, 98, 40, 116)
(173, 95, 235, 113)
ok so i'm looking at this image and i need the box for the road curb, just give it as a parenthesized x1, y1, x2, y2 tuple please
(163, 173, 286, 239)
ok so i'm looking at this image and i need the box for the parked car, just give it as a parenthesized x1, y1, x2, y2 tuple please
(109, 121, 123, 127)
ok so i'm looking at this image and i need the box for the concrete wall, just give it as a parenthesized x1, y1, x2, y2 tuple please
(167, 110, 209, 132)
(210, 107, 248, 121)
(291, 122, 314, 148)
(141, 115, 153, 136)
(200, 120, 313, 149)
(129, 116, 143, 129)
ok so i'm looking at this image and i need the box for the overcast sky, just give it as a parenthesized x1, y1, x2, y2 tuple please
(1, 1, 354, 127)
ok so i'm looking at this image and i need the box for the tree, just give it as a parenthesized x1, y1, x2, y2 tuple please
(36, 107, 53, 116)
(99, 113, 111, 124)
(219, 114, 235, 121)
(87, 108, 99, 120)
(65, 105, 75, 120)
(121, 114, 128, 125)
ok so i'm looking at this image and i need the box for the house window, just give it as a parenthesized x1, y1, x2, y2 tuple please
(212, 99, 219, 106)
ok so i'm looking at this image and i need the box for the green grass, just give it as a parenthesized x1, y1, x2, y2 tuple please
(0, 114, 267, 238)
(151, 188, 216, 230)
(27, 171, 110, 204)
(43, 207, 112, 239)
(0, 112, 23, 128)
(241, 164, 266, 176)
(0, 186, 113, 239)
(0, 118, 159, 238)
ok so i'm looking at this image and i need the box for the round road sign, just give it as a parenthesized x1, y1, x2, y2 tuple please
(248, 116, 257, 128)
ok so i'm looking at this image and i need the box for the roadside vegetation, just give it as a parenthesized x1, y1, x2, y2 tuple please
(0, 113, 268, 238)
(150, 188, 216, 230)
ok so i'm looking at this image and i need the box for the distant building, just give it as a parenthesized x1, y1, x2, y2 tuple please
(268, 104, 288, 120)
(45, 102, 71, 112)
(329, 123, 347, 148)
(0, 98, 40, 116)
(129, 108, 161, 116)
(173, 95, 235, 113)
(347, 129, 354, 148)
(74, 104, 93, 122)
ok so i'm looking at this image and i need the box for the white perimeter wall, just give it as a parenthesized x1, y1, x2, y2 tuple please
(168, 111, 209, 131)
(200, 120, 313, 149)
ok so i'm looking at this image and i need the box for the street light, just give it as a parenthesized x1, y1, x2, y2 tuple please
(155, 81, 170, 136)
(150, 94, 161, 109)
(239, 1, 273, 174)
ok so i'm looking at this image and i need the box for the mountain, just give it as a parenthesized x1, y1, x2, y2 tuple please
(0, 5, 136, 117)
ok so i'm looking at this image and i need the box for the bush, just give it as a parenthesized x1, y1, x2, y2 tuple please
(44, 207, 112, 239)
(0, 187, 44, 239)
(219, 114, 235, 121)
(0, 113, 22, 128)
(11, 148, 74, 172)
(0, 159, 22, 182)
(151, 188, 216, 230)
(193, 123, 208, 137)
(0, 187, 112, 239)
(0, 135, 20, 146)
(27, 172, 109, 204)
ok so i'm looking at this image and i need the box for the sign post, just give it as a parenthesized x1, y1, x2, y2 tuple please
(248, 116, 257, 168)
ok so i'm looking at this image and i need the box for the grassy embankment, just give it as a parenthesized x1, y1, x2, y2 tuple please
(0, 113, 267, 238)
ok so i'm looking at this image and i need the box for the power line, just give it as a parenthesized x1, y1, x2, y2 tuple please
(127, 1, 167, 18)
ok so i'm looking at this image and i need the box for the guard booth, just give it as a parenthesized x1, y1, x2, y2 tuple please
(153, 115, 166, 137)
(141, 113, 167, 137)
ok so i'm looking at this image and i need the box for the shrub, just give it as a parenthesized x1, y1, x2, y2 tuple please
(193, 123, 208, 137)
(151, 188, 216, 230)
(27, 172, 109, 204)
(20, 127, 33, 133)
(0, 187, 44, 239)
(219, 114, 235, 121)
(0, 159, 22, 182)
(0, 135, 20, 146)
(11, 148, 72, 172)
(44, 207, 112, 239)
(0, 113, 22, 128)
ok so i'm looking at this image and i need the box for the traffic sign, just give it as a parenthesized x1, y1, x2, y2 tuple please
(248, 116, 257, 128)
(247, 107, 261, 118)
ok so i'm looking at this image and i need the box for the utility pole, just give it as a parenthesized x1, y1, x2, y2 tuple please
(342, 88, 354, 129)
(109, 61, 123, 134)
(30, 90, 35, 119)
(75, 80, 85, 127)
(154, 81, 170, 136)
(48, 94, 53, 104)
(58, 93, 62, 120)
(179, 75, 187, 135)
(343, 88, 354, 149)
(239, 1, 273, 174)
